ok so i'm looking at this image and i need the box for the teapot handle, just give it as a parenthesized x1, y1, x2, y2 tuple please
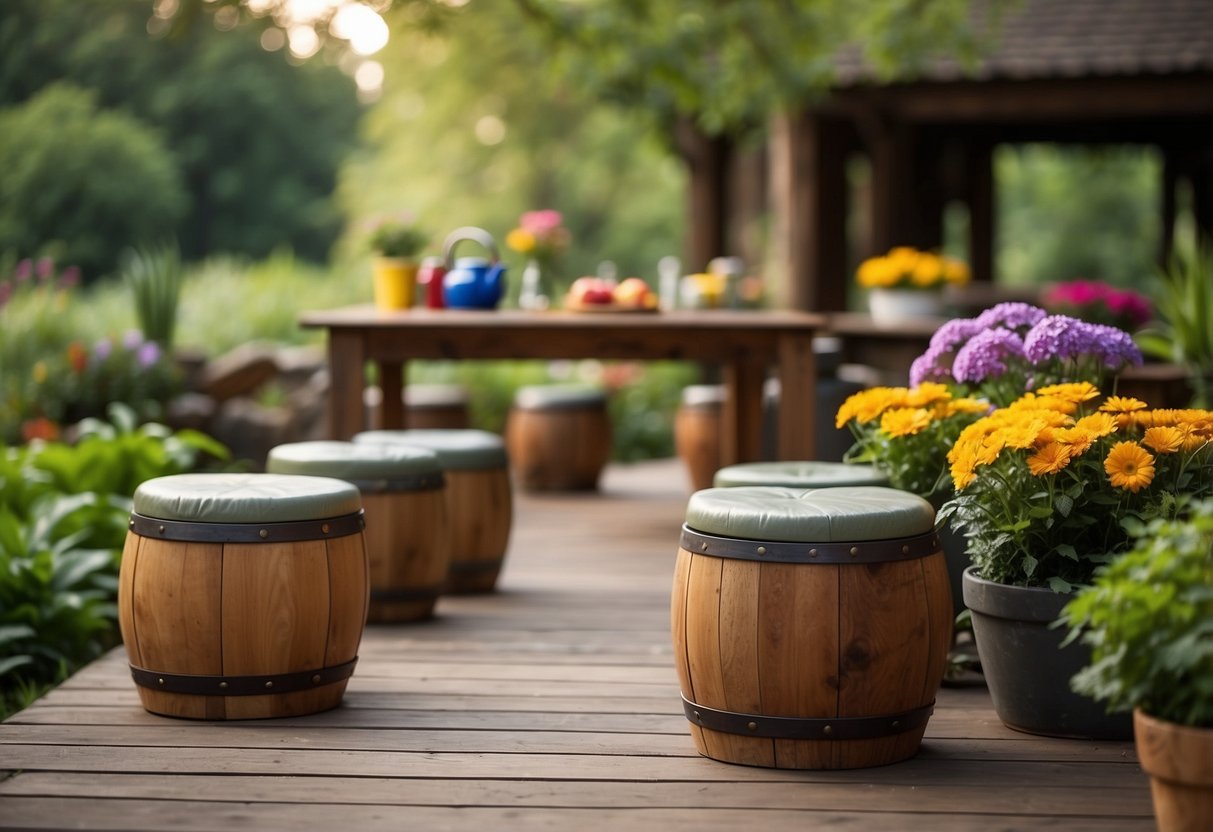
(442, 226, 500, 270)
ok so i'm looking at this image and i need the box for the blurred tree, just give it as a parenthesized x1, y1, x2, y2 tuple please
(997, 145, 1161, 289)
(0, 84, 186, 279)
(338, 1, 685, 295)
(0, 0, 361, 268)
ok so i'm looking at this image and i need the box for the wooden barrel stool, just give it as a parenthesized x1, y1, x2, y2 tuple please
(712, 460, 888, 489)
(118, 473, 369, 720)
(355, 429, 512, 594)
(405, 383, 471, 430)
(672, 486, 952, 769)
(266, 440, 448, 623)
(506, 384, 611, 492)
(674, 384, 724, 491)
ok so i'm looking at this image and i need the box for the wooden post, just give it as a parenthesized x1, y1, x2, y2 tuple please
(967, 141, 995, 285)
(675, 115, 733, 273)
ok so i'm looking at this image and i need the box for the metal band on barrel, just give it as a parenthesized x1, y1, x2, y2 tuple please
(448, 556, 504, 574)
(679, 526, 940, 564)
(347, 472, 445, 494)
(370, 584, 444, 603)
(682, 695, 934, 740)
(128, 510, 365, 543)
(129, 657, 358, 696)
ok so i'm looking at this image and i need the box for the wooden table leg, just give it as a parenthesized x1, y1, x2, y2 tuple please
(379, 360, 406, 430)
(776, 333, 817, 460)
(326, 329, 368, 440)
(720, 359, 766, 465)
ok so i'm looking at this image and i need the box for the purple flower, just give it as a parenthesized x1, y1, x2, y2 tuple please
(1088, 323, 1144, 368)
(928, 318, 982, 352)
(909, 346, 955, 386)
(123, 330, 144, 350)
(952, 329, 1025, 384)
(93, 338, 113, 361)
(1023, 315, 1086, 362)
(136, 341, 161, 368)
(975, 302, 1047, 332)
(14, 259, 32, 282)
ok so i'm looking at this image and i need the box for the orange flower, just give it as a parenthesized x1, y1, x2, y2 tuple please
(1104, 441, 1155, 493)
(1027, 442, 1073, 476)
(1142, 426, 1184, 455)
(21, 417, 60, 443)
(67, 341, 88, 374)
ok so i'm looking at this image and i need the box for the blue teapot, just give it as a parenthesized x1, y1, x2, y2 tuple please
(442, 226, 506, 310)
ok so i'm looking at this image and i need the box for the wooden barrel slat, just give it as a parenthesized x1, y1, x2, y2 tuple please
(326, 532, 370, 661)
(684, 553, 729, 762)
(444, 469, 512, 594)
(362, 490, 449, 621)
(717, 557, 773, 767)
(668, 549, 706, 752)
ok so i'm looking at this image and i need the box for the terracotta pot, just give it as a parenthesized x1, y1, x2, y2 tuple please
(1135, 709, 1213, 832)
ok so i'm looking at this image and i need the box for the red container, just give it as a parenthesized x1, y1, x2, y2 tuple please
(418, 257, 447, 309)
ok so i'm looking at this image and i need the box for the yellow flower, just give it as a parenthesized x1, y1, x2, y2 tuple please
(1052, 426, 1096, 456)
(1142, 426, 1184, 454)
(1104, 441, 1155, 493)
(835, 386, 908, 427)
(905, 381, 950, 408)
(1035, 382, 1100, 404)
(945, 397, 990, 416)
(856, 256, 896, 288)
(32, 361, 47, 384)
(505, 228, 536, 254)
(1074, 412, 1118, 439)
(1027, 442, 1073, 476)
(943, 258, 970, 285)
(1099, 396, 1148, 414)
(881, 407, 932, 437)
(910, 252, 942, 287)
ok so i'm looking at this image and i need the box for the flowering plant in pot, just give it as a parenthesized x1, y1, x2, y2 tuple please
(1062, 501, 1213, 831)
(506, 209, 570, 310)
(856, 246, 969, 323)
(941, 386, 1213, 738)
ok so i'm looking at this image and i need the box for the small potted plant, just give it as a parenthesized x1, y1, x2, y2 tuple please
(506, 209, 570, 310)
(856, 246, 969, 324)
(366, 213, 429, 311)
(1063, 501, 1213, 831)
(942, 385, 1213, 739)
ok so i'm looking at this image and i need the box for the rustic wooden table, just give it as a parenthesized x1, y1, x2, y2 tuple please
(299, 307, 826, 465)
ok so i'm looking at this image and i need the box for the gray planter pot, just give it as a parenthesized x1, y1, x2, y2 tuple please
(962, 566, 1133, 740)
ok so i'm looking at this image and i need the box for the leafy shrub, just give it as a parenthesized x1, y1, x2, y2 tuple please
(0, 84, 187, 280)
(0, 404, 228, 716)
(122, 242, 183, 349)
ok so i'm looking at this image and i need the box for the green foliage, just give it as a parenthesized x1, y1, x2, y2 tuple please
(1, 0, 361, 265)
(367, 217, 429, 259)
(996, 145, 1161, 289)
(122, 242, 183, 349)
(1063, 501, 1213, 727)
(1136, 245, 1213, 407)
(0, 405, 228, 715)
(0, 83, 186, 279)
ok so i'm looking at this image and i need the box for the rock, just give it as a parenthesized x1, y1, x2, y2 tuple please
(165, 392, 217, 432)
(197, 342, 279, 403)
(211, 397, 295, 470)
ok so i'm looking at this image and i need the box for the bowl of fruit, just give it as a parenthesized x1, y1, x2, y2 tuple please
(565, 276, 659, 313)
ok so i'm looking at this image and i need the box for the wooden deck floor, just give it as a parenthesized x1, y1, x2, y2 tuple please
(0, 459, 1154, 831)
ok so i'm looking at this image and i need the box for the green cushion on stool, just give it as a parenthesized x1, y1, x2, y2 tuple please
(134, 473, 362, 523)
(266, 440, 442, 483)
(354, 429, 508, 470)
(685, 486, 934, 543)
(404, 383, 469, 408)
(713, 461, 889, 489)
(513, 384, 606, 411)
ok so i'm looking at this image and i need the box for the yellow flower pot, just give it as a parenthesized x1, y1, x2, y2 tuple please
(372, 257, 418, 311)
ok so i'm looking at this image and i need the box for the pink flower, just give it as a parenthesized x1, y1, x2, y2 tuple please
(520, 210, 563, 234)
(35, 256, 54, 281)
(58, 265, 81, 289)
(13, 259, 32, 282)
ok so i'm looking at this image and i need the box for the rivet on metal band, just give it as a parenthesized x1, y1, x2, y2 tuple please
(129, 657, 358, 696)
(681, 695, 934, 741)
(680, 525, 940, 564)
(128, 510, 366, 543)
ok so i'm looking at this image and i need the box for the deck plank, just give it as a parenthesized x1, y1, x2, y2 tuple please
(0, 459, 1154, 831)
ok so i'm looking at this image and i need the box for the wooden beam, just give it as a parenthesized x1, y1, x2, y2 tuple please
(967, 142, 995, 285)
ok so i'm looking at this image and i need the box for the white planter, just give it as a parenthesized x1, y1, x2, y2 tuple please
(868, 287, 944, 325)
